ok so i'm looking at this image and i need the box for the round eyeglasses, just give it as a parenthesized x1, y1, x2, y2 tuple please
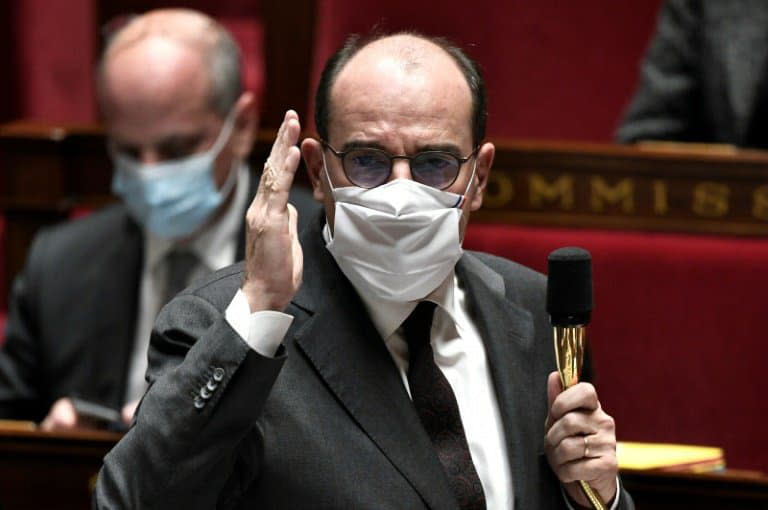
(321, 141, 478, 190)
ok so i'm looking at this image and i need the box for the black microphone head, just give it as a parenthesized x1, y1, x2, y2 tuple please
(547, 247, 593, 326)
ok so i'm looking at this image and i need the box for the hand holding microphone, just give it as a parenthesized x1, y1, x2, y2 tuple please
(544, 248, 619, 509)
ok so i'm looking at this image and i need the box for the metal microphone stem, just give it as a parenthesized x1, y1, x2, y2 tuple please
(554, 325, 606, 510)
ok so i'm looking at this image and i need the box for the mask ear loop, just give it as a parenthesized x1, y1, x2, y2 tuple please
(321, 150, 337, 193)
(453, 156, 478, 209)
(211, 106, 245, 196)
(320, 150, 339, 241)
(217, 158, 240, 200)
(209, 106, 239, 156)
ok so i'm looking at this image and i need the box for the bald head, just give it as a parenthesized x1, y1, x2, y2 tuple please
(98, 8, 241, 118)
(314, 32, 487, 146)
(98, 8, 258, 192)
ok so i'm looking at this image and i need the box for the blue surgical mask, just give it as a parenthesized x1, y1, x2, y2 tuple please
(110, 110, 238, 239)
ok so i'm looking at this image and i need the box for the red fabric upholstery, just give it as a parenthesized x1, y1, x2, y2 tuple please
(309, 0, 663, 140)
(464, 223, 767, 471)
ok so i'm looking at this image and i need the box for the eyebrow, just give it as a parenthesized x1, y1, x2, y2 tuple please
(339, 140, 465, 156)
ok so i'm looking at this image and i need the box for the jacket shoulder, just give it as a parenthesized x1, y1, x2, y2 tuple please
(31, 204, 136, 255)
(465, 250, 546, 286)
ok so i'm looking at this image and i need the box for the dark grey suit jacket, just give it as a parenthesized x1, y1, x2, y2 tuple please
(93, 213, 633, 509)
(0, 177, 318, 421)
(617, 0, 768, 148)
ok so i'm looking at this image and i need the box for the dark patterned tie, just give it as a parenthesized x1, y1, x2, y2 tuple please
(163, 249, 198, 306)
(403, 301, 486, 510)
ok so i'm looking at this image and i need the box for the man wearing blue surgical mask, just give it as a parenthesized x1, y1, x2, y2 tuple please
(96, 33, 633, 509)
(0, 9, 318, 431)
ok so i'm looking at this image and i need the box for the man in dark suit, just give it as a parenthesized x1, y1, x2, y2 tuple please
(617, 0, 768, 148)
(0, 9, 317, 429)
(95, 33, 632, 509)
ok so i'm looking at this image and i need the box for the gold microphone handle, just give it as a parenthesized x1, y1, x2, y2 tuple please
(554, 326, 606, 510)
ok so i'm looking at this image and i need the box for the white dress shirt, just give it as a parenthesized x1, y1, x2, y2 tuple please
(124, 165, 250, 404)
(225, 224, 513, 509)
(224, 223, 621, 510)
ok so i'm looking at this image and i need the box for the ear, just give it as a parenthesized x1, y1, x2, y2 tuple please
(301, 138, 327, 202)
(229, 91, 258, 159)
(468, 141, 495, 211)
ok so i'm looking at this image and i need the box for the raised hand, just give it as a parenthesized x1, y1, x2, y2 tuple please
(241, 110, 304, 312)
(544, 371, 619, 507)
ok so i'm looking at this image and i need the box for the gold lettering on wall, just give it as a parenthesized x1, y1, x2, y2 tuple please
(752, 185, 768, 221)
(653, 179, 669, 215)
(692, 182, 729, 217)
(590, 177, 635, 213)
(529, 173, 574, 209)
(483, 173, 514, 208)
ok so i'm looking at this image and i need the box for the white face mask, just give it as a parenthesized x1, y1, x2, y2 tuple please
(324, 158, 476, 302)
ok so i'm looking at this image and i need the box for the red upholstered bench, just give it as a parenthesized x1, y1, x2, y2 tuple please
(464, 222, 767, 472)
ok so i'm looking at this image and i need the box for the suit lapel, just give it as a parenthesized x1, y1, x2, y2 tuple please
(84, 210, 143, 408)
(291, 215, 458, 510)
(456, 254, 539, 510)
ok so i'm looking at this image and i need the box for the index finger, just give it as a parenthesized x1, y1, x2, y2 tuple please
(266, 110, 300, 169)
(259, 111, 302, 208)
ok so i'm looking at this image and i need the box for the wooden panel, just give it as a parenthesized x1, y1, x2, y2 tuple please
(261, 0, 318, 128)
(476, 140, 768, 236)
(0, 420, 766, 510)
(621, 469, 768, 510)
(0, 423, 121, 510)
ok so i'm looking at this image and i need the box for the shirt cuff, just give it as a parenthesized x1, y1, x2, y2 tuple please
(224, 289, 294, 357)
(562, 477, 621, 510)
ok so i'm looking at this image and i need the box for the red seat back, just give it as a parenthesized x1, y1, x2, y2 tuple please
(465, 222, 768, 471)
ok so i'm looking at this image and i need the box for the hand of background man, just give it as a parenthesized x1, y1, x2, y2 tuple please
(241, 110, 304, 312)
(544, 371, 619, 507)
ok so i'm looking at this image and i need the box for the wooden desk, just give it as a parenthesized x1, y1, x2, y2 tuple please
(621, 469, 768, 510)
(0, 423, 121, 510)
(0, 421, 766, 510)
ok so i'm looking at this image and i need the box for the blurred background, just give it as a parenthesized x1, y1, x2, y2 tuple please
(0, 0, 663, 139)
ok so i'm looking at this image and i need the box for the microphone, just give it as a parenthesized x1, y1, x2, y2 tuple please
(546, 247, 605, 510)
(547, 247, 593, 388)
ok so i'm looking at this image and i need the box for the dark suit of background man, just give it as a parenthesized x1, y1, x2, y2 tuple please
(617, 0, 768, 148)
(95, 32, 634, 509)
(0, 9, 317, 429)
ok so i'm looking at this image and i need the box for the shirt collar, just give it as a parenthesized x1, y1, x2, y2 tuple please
(322, 222, 459, 340)
(145, 164, 249, 272)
